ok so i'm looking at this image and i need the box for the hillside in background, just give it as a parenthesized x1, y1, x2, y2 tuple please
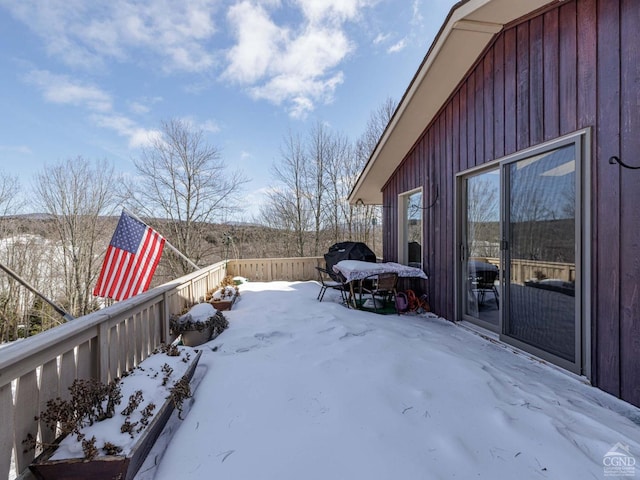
(1, 214, 381, 285)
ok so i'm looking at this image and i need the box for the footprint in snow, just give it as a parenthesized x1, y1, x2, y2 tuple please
(254, 331, 291, 341)
(339, 329, 373, 340)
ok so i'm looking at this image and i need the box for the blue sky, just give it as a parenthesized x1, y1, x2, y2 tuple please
(0, 0, 454, 219)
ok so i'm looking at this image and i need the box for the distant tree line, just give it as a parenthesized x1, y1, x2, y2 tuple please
(0, 99, 395, 341)
(260, 97, 395, 257)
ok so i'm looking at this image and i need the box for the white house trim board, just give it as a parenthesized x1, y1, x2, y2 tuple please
(349, 0, 556, 205)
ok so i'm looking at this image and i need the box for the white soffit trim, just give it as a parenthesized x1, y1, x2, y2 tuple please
(349, 0, 555, 205)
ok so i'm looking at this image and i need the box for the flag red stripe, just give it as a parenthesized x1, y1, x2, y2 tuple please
(107, 249, 131, 300)
(94, 246, 121, 298)
(104, 248, 128, 298)
(129, 231, 165, 296)
(93, 213, 166, 301)
(93, 246, 115, 297)
(144, 235, 165, 290)
(123, 228, 156, 299)
(132, 229, 159, 295)
(111, 252, 136, 300)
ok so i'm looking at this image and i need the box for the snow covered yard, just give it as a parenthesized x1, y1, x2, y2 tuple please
(138, 281, 640, 480)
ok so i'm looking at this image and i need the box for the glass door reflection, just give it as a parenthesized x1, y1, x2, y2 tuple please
(504, 144, 577, 362)
(462, 169, 500, 328)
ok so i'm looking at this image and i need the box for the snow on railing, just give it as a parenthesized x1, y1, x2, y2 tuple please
(0, 261, 229, 480)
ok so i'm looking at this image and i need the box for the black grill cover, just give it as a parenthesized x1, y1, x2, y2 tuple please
(323, 242, 376, 275)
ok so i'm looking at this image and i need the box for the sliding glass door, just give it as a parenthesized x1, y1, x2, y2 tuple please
(503, 144, 579, 367)
(457, 132, 586, 374)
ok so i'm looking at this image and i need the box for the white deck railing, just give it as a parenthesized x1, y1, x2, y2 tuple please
(227, 256, 323, 282)
(1, 256, 325, 480)
(0, 261, 229, 479)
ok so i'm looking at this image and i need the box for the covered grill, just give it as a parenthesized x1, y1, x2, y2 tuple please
(323, 242, 376, 278)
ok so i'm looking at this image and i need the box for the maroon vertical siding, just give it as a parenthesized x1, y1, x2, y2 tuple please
(493, 35, 505, 159)
(619, 0, 640, 404)
(504, 28, 517, 155)
(594, 0, 620, 396)
(543, 9, 560, 141)
(529, 16, 544, 146)
(558, 2, 578, 134)
(516, 23, 530, 150)
(382, 0, 640, 407)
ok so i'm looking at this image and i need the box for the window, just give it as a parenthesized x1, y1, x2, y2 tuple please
(399, 189, 422, 268)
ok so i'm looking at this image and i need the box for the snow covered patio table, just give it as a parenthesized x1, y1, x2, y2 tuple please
(138, 281, 640, 480)
(332, 259, 428, 309)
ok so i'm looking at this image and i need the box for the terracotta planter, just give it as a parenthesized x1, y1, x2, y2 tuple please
(208, 288, 238, 311)
(29, 350, 202, 480)
(210, 294, 237, 311)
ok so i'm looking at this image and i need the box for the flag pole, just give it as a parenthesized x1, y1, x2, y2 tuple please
(0, 260, 75, 322)
(123, 208, 200, 271)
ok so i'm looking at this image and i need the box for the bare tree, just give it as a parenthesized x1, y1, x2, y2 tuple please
(127, 119, 249, 276)
(259, 98, 397, 258)
(0, 171, 28, 341)
(264, 131, 311, 257)
(0, 172, 70, 339)
(306, 121, 331, 255)
(360, 96, 397, 155)
(33, 157, 121, 318)
(321, 130, 353, 243)
(350, 97, 397, 250)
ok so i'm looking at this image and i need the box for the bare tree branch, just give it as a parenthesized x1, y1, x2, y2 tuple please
(126, 119, 249, 275)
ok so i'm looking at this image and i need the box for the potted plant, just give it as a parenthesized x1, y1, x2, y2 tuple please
(205, 275, 240, 311)
(170, 302, 228, 347)
(27, 344, 201, 480)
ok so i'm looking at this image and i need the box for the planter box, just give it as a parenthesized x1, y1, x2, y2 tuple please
(29, 350, 202, 480)
(180, 325, 214, 347)
(210, 294, 237, 311)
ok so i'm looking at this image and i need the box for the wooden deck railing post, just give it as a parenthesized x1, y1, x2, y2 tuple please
(161, 291, 170, 344)
(0, 383, 13, 479)
(97, 322, 110, 384)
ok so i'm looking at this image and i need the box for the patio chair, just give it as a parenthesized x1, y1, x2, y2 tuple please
(315, 266, 350, 307)
(360, 272, 399, 314)
(475, 268, 499, 308)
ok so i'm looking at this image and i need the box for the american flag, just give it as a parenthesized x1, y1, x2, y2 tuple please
(93, 211, 165, 301)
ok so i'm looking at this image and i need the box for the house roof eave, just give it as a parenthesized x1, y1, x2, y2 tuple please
(349, 0, 556, 205)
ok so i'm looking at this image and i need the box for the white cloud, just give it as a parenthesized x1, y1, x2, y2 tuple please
(4, 0, 386, 125)
(223, 2, 284, 84)
(387, 38, 406, 53)
(411, 0, 424, 27)
(129, 102, 151, 115)
(128, 128, 163, 148)
(1, 0, 220, 72)
(176, 116, 221, 135)
(200, 119, 221, 134)
(23, 68, 164, 149)
(91, 113, 161, 148)
(373, 32, 390, 44)
(295, 0, 375, 24)
(128, 96, 163, 115)
(223, 0, 366, 118)
(0, 145, 32, 155)
(25, 70, 113, 112)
